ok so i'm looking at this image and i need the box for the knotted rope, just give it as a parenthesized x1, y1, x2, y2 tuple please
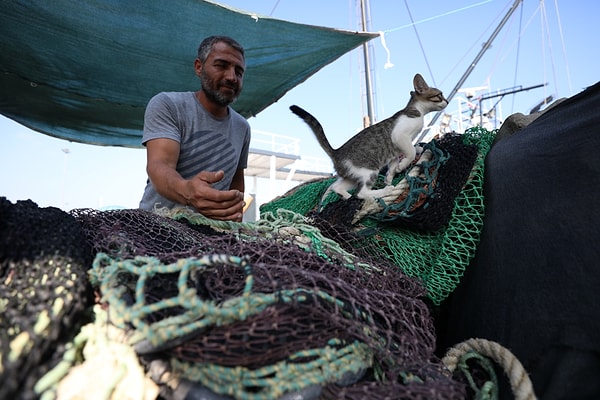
(443, 338, 536, 400)
(354, 147, 436, 222)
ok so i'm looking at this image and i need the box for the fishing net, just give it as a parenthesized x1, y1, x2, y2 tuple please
(1, 127, 496, 400)
(262, 127, 496, 305)
(66, 207, 464, 399)
(0, 198, 94, 400)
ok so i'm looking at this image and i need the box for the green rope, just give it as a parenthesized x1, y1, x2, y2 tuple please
(170, 207, 378, 274)
(91, 253, 384, 350)
(169, 340, 372, 400)
(455, 351, 499, 400)
(372, 140, 449, 221)
(89, 253, 383, 399)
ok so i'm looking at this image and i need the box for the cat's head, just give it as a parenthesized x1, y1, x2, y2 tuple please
(411, 73, 448, 112)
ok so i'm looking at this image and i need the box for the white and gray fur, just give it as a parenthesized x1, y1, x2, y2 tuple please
(290, 73, 448, 201)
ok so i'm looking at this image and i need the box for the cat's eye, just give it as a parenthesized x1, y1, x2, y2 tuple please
(430, 94, 444, 102)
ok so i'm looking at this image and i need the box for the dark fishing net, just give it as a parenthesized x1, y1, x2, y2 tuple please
(0, 198, 94, 400)
(68, 206, 466, 399)
(372, 133, 478, 231)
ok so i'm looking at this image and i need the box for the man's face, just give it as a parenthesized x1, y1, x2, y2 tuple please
(196, 42, 245, 106)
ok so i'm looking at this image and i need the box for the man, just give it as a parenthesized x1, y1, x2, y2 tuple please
(139, 36, 250, 222)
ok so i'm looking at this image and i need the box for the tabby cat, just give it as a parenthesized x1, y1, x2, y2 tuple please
(290, 73, 448, 201)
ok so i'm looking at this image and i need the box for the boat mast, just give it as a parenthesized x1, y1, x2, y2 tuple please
(360, 0, 376, 127)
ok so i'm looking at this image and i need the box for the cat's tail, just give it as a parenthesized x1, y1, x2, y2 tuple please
(289, 105, 335, 157)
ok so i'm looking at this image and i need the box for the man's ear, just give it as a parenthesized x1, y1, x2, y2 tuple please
(194, 58, 203, 77)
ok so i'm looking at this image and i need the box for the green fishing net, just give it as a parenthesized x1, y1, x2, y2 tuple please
(261, 128, 496, 305)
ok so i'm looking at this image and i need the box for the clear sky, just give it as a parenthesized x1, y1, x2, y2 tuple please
(1, 0, 597, 211)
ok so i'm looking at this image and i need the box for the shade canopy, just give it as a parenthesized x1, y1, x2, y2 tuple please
(0, 0, 376, 147)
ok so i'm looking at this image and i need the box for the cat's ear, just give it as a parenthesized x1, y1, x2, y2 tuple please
(413, 73, 429, 93)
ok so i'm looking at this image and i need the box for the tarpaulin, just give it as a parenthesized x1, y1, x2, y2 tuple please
(0, 0, 376, 147)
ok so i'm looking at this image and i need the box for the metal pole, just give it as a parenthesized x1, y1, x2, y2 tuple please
(360, 0, 375, 126)
(418, 0, 523, 140)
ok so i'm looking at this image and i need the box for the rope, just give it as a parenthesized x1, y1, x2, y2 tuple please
(442, 338, 536, 400)
(168, 206, 376, 273)
(354, 147, 436, 222)
(552, 0, 572, 95)
(34, 305, 158, 400)
(403, 0, 437, 87)
(169, 340, 371, 400)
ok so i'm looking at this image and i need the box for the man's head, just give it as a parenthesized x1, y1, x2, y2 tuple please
(195, 36, 245, 107)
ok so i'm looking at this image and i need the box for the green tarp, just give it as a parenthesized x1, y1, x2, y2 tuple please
(0, 0, 376, 147)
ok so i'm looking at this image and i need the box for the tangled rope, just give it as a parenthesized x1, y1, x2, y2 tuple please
(354, 147, 437, 222)
(443, 338, 536, 400)
(34, 305, 158, 400)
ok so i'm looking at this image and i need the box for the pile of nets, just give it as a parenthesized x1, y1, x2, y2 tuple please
(0, 198, 94, 400)
(71, 207, 465, 399)
(0, 127, 497, 399)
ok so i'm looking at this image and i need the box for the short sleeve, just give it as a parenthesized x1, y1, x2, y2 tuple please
(142, 93, 182, 146)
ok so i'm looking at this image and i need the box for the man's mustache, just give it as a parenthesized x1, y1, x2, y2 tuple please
(220, 81, 238, 91)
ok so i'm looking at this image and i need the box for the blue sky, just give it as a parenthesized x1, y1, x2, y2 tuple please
(1, 0, 597, 211)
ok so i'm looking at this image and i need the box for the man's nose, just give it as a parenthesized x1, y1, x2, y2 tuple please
(224, 67, 238, 82)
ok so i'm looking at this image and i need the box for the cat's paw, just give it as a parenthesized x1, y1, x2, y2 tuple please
(383, 174, 395, 185)
(360, 186, 394, 199)
(334, 190, 352, 200)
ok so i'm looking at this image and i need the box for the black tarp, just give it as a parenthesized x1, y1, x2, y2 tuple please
(438, 81, 600, 399)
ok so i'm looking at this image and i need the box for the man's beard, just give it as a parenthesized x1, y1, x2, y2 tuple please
(200, 71, 240, 106)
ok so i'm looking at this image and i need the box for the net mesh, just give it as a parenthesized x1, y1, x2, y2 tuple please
(261, 128, 495, 305)
(0, 198, 94, 400)
(73, 207, 463, 399)
(1, 127, 496, 400)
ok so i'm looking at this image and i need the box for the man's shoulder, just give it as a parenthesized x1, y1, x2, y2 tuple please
(229, 107, 249, 126)
(150, 91, 194, 105)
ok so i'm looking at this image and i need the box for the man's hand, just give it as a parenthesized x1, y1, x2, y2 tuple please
(184, 170, 245, 222)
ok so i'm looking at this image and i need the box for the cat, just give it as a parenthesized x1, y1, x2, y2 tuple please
(290, 73, 448, 201)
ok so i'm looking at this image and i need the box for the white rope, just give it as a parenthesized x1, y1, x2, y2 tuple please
(378, 31, 394, 69)
(443, 338, 537, 400)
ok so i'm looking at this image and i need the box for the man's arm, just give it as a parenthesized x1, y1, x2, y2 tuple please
(145, 138, 245, 221)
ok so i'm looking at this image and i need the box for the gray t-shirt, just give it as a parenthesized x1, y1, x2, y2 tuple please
(139, 91, 250, 211)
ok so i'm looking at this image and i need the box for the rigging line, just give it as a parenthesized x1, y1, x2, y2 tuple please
(554, 0, 573, 95)
(510, 1, 524, 112)
(540, 2, 547, 99)
(497, 5, 541, 65)
(421, 0, 524, 138)
(384, 0, 493, 34)
(438, 0, 512, 88)
(484, 4, 519, 88)
(268, 0, 281, 16)
(540, 0, 559, 100)
(403, 0, 436, 87)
